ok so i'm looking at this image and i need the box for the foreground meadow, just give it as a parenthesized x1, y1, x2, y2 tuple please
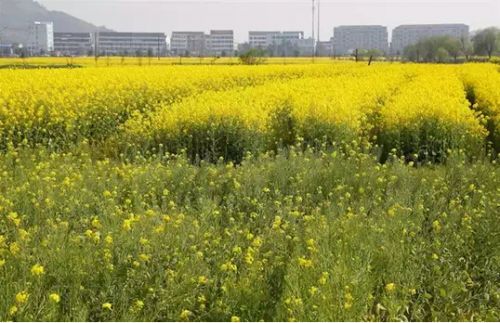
(0, 62, 499, 321)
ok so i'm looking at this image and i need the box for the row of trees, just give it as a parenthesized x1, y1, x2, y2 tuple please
(404, 27, 500, 63)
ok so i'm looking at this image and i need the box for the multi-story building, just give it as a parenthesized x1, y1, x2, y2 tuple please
(333, 25, 388, 55)
(316, 39, 334, 56)
(391, 24, 470, 55)
(248, 31, 304, 48)
(170, 31, 207, 56)
(29, 21, 54, 55)
(54, 32, 93, 56)
(95, 32, 167, 56)
(249, 31, 280, 48)
(207, 30, 234, 56)
(0, 44, 14, 56)
(295, 38, 315, 56)
(248, 31, 308, 56)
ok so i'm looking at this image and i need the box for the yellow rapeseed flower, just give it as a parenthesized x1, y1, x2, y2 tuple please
(15, 291, 29, 304)
(385, 283, 396, 293)
(9, 306, 18, 316)
(180, 309, 192, 321)
(31, 263, 45, 276)
(102, 302, 112, 311)
(49, 293, 61, 303)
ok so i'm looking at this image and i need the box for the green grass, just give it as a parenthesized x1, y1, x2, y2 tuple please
(0, 144, 498, 321)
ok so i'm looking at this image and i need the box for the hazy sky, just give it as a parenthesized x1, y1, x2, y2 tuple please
(37, 0, 500, 41)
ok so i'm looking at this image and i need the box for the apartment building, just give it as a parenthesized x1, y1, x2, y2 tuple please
(248, 31, 303, 48)
(170, 31, 207, 56)
(0, 44, 14, 56)
(333, 25, 388, 55)
(391, 24, 470, 54)
(29, 21, 54, 55)
(95, 32, 167, 56)
(207, 30, 234, 56)
(54, 32, 93, 56)
(316, 39, 334, 56)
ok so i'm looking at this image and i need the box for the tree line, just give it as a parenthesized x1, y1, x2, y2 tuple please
(403, 27, 500, 63)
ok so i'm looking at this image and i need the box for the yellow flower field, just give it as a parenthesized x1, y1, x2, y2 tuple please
(0, 61, 498, 321)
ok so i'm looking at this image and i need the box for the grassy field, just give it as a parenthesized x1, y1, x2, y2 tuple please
(0, 61, 499, 321)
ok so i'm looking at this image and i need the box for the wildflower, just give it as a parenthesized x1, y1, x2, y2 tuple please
(272, 216, 282, 230)
(102, 302, 112, 311)
(318, 272, 329, 285)
(306, 238, 316, 251)
(385, 283, 396, 293)
(231, 316, 241, 322)
(91, 218, 101, 229)
(344, 292, 354, 309)
(198, 276, 208, 285)
(31, 263, 45, 276)
(139, 253, 151, 262)
(15, 291, 29, 304)
(220, 261, 237, 272)
(49, 293, 61, 303)
(432, 220, 442, 233)
(105, 234, 113, 245)
(9, 306, 18, 316)
(297, 256, 313, 268)
(18, 229, 29, 241)
(0, 259, 5, 267)
(9, 242, 20, 255)
(122, 219, 133, 231)
(8, 212, 21, 226)
(134, 299, 144, 311)
(180, 309, 192, 321)
(309, 286, 319, 296)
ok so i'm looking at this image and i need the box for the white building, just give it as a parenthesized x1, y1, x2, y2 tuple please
(170, 32, 207, 56)
(391, 24, 470, 55)
(248, 31, 304, 48)
(207, 30, 234, 56)
(295, 38, 315, 56)
(249, 31, 279, 48)
(333, 25, 388, 55)
(29, 21, 54, 55)
(54, 32, 93, 56)
(0, 44, 14, 56)
(96, 32, 167, 56)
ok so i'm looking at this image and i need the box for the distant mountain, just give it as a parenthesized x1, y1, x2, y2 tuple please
(0, 0, 111, 44)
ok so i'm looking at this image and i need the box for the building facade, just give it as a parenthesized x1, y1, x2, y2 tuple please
(391, 24, 470, 55)
(333, 25, 388, 55)
(170, 32, 207, 56)
(316, 39, 334, 56)
(248, 31, 304, 48)
(96, 32, 167, 56)
(0, 44, 14, 57)
(207, 30, 234, 56)
(249, 31, 280, 48)
(29, 21, 54, 55)
(54, 32, 93, 56)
